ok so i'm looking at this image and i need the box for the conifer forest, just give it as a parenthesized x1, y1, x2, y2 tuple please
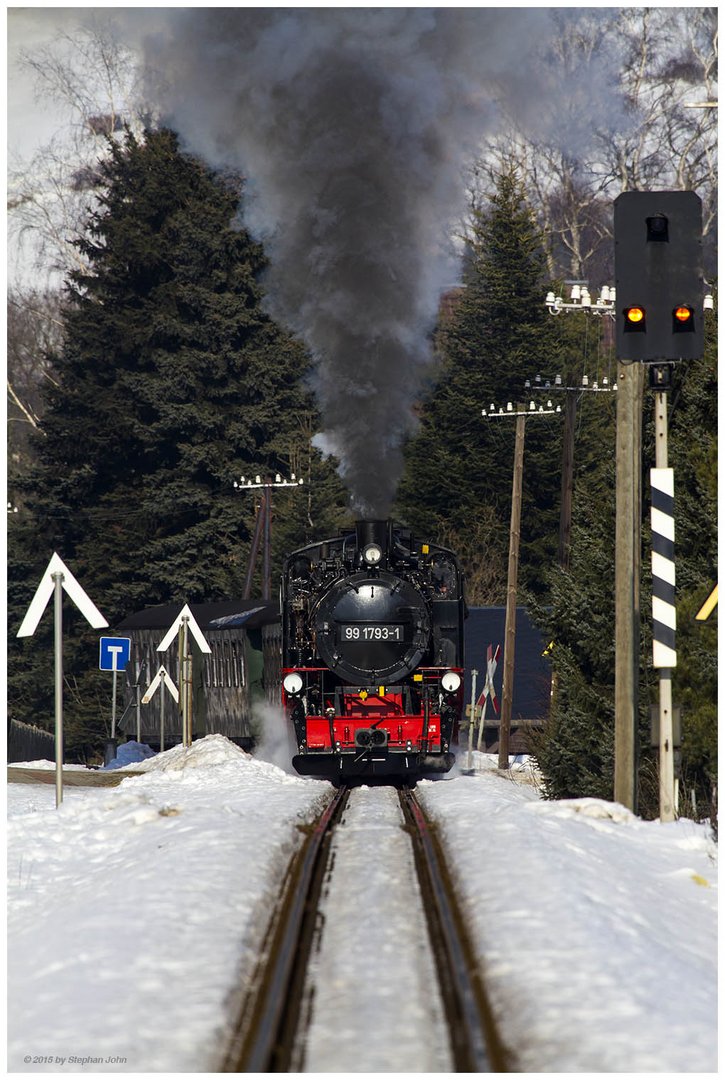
(7, 9, 717, 817)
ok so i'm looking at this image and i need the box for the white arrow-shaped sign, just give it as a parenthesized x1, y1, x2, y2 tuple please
(157, 603, 212, 654)
(142, 665, 179, 704)
(17, 553, 109, 638)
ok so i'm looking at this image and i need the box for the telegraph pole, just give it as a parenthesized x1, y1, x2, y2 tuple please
(481, 400, 560, 768)
(500, 407, 525, 768)
(614, 360, 645, 811)
(559, 390, 577, 569)
(530, 373, 618, 570)
(234, 472, 305, 601)
(541, 286, 619, 570)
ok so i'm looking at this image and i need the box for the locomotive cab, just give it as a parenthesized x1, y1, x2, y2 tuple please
(281, 520, 465, 780)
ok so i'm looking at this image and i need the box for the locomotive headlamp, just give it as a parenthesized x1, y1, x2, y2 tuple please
(283, 672, 304, 695)
(441, 671, 461, 693)
(362, 543, 383, 565)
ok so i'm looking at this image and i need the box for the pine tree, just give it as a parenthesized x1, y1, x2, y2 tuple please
(397, 167, 565, 601)
(8, 128, 347, 758)
(664, 311, 718, 816)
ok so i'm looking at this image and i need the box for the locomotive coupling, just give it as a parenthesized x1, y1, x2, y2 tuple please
(354, 727, 389, 749)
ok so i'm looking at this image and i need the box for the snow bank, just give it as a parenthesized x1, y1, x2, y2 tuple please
(102, 741, 156, 770)
(418, 769, 717, 1073)
(8, 736, 332, 1072)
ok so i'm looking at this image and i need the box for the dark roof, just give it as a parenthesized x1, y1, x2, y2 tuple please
(116, 600, 280, 632)
(464, 606, 551, 720)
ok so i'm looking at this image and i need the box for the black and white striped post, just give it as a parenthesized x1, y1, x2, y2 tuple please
(651, 375, 676, 821)
(651, 468, 676, 669)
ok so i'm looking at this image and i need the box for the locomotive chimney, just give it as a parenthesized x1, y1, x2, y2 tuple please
(355, 519, 392, 565)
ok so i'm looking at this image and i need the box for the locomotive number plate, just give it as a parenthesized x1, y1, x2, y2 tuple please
(339, 624, 404, 641)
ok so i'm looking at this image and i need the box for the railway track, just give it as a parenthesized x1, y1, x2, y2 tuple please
(222, 784, 509, 1072)
(398, 787, 510, 1072)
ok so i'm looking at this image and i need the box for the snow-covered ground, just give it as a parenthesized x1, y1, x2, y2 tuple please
(418, 758, 718, 1073)
(7, 736, 717, 1073)
(7, 738, 331, 1073)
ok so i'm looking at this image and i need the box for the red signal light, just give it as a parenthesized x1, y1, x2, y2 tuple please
(674, 305, 693, 323)
(625, 306, 645, 324)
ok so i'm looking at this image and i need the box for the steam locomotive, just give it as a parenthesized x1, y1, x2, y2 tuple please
(281, 520, 466, 780)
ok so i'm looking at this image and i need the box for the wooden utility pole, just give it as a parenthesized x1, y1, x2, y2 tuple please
(499, 407, 526, 769)
(263, 488, 272, 601)
(614, 362, 645, 811)
(235, 473, 305, 601)
(558, 390, 577, 570)
(243, 493, 266, 599)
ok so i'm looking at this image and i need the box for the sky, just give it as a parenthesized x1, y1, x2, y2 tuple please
(8, 8, 82, 156)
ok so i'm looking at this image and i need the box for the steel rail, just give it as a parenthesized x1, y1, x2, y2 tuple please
(399, 787, 511, 1072)
(222, 785, 349, 1073)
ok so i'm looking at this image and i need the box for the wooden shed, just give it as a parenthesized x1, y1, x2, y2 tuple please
(115, 600, 281, 750)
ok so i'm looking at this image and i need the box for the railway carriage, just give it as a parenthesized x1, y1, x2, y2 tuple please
(281, 520, 466, 780)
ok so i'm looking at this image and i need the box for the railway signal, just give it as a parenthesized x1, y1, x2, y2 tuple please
(614, 190, 704, 363)
(612, 190, 708, 818)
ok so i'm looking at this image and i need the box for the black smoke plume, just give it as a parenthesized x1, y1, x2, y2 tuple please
(141, 9, 554, 515)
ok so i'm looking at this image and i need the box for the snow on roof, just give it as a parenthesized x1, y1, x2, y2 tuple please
(116, 600, 279, 632)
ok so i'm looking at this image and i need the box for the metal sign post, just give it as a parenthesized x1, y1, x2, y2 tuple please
(467, 668, 478, 771)
(181, 615, 190, 747)
(52, 571, 64, 808)
(161, 674, 167, 751)
(157, 604, 211, 750)
(476, 693, 488, 753)
(17, 553, 108, 807)
(99, 637, 132, 740)
(142, 666, 179, 753)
